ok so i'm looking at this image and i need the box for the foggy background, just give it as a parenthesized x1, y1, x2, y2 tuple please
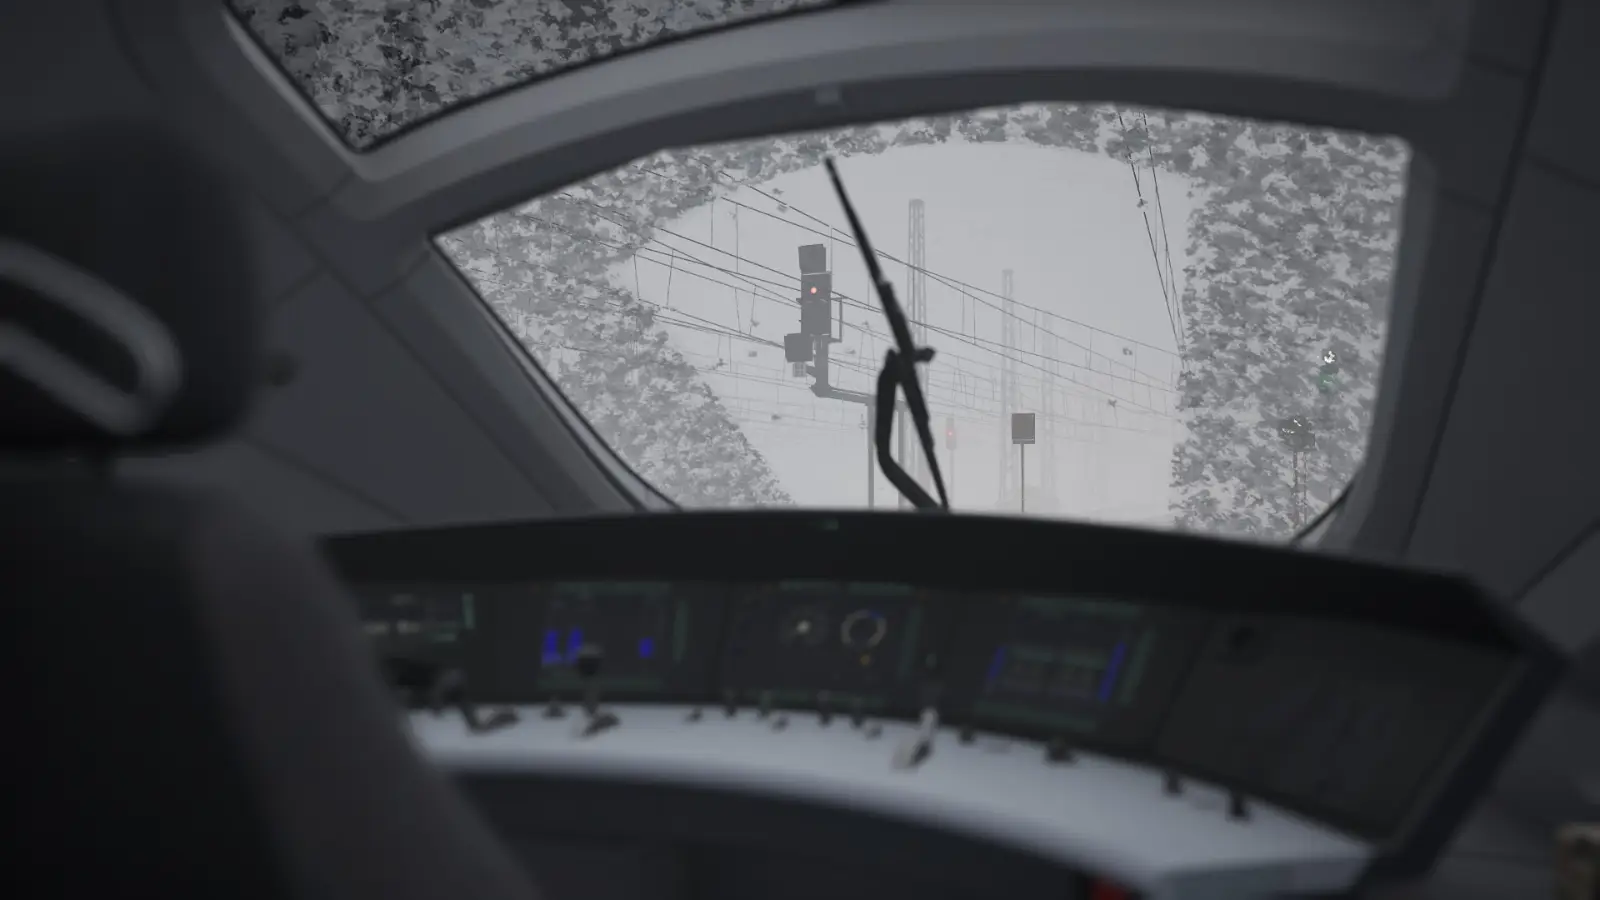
(612, 142, 1191, 524)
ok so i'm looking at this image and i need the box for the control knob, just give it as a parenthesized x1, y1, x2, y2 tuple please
(840, 609, 888, 651)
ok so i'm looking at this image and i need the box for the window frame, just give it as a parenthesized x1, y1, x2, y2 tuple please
(130, 0, 1515, 552)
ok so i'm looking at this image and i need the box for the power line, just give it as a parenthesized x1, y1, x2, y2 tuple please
(687, 329, 1173, 439)
(694, 157, 1183, 361)
(632, 161, 1180, 361)
(1114, 110, 1183, 352)
(1140, 110, 1183, 338)
(475, 256, 1172, 437)
(547, 191, 1180, 398)
(711, 364, 1169, 441)
(511, 206, 1177, 414)
(706, 170, 1177, 362)
(629, 223, 1176, 398)
(479, 250, 1174, 429)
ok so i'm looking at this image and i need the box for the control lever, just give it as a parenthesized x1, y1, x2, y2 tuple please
(572, 643, 619, 738)
(892, 706, 938, 770)
(381, 654, 517, 734)
(893, 678, 943, 768)
(1227, 790, 1251, 821)
(543, 693, 567, 719)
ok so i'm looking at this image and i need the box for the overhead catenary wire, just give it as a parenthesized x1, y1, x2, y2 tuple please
(512, 206, 1175, 416)
(467, 180, 1190, 448)
(545, 192, 1180, 408)
(630, 161, 1181, 361)
(454, 153, 1209, 509)
(1113, 109, 1183, 352)
(704, 170, 1178, 362)
(553, 190, 1174, 392)
(471, 260, 1172, 440)
(695, 159, 1184, 362)
(1140, 110, 1183, 338)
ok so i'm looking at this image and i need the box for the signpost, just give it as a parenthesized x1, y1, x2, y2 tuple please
(1011, 412, 1035, 513)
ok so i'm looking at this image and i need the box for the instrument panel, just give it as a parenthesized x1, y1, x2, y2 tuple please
(722, 582, 944, 709)
(326, 510, 1564, 877)
(356, 577, 1520, 841)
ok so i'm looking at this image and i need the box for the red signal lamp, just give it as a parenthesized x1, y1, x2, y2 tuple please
(800, 272, 831, 300)
(1087, 880, 1133, 900)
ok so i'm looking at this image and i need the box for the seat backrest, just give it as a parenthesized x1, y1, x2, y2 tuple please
(0, 124, 538, 900)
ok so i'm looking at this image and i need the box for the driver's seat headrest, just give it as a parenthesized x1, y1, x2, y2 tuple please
(0, 124, 263, 452)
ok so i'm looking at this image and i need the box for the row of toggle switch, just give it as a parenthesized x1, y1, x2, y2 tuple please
(685, 690, 884, 736)
(514, 643, 1254, 822)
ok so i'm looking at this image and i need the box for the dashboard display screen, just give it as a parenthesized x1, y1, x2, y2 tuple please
(359, 586, 480, 646)
(943, 594, 1209, 747)
(355, 585, 496, 687)
(533, 582, 685, 691)
(720, 581, 946, 711)
(457, 582, 725, 701)
(1153, 616, 1514, 831)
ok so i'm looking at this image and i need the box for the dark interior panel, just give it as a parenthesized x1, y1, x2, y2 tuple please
(467, 774, 1086, 900)
(1155, 617, 1512, 832)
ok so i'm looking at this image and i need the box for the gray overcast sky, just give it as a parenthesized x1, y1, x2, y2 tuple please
(615, 141, 1192, 523)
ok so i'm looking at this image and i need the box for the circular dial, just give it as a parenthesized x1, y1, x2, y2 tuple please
(840, 609, 888, 651)
(779, 606, 829, 646)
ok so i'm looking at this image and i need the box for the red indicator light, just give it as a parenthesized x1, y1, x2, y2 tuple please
(1088, 881, 1132, 900)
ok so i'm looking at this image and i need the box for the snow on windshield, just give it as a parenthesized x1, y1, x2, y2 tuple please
(229, 0, 833, 149)
(443, 107, 1408, 539)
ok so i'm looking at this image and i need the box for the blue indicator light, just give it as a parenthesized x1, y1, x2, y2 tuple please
(638, 637, 655, 659)
(1097, 642, 1128, 703)
(541, 630, 564, 667)
(566, 628, 584, 661)
(985, 647, 1007, 683)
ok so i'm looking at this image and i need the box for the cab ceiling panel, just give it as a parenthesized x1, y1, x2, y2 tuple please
(1406, 0, 1600, 597)
(1464, 0, 1554, 69)
(111, 0, 353, 214)
(1524, 0, 1599, 184)
(1519, 528, 1600, 655)
(248, 274, 556, 525)
(239, 191, 320, 305)
(0, 1, 155, 135)
(1405, 164, 1599, 596)
(118, 441, 401, 535)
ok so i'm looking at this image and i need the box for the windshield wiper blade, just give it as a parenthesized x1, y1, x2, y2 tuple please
(822, 157, 950, 512)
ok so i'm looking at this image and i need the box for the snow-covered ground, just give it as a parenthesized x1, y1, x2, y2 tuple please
(606, 141, 1194, 524)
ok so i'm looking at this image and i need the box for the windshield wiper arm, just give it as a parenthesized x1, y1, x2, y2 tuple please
(823, 158, 950, 512)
